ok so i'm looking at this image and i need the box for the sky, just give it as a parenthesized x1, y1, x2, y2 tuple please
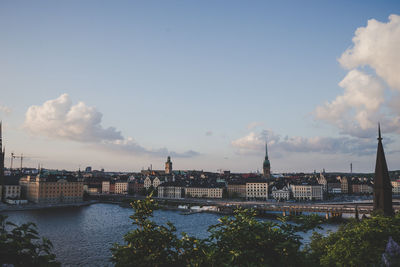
(1, 0, 400, 173)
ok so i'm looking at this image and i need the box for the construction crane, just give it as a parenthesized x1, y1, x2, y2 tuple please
(10, 152, 23, 171)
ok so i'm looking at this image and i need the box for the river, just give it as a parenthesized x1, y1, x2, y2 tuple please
(1, 203, 339, 266)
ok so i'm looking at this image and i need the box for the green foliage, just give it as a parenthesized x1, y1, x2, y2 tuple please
(0, 214, 60, 267)
(207, 209, 307, 267)
(305, 213, 400, 267)
(112, 196, 319, 267)
(113, 196, 400, 267)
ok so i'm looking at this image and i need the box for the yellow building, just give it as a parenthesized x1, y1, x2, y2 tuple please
(20, 173, 83, 204)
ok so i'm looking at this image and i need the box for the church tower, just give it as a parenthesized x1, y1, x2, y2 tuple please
(165, 156, 172, 175)
(263, 142, 271, 178)
(373, 124, 393, 216)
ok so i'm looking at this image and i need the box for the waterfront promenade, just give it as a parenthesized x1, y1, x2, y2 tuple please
(91, 194, 400, 217)
(2, 194, 400, 218)
(0, 200, 97, 212)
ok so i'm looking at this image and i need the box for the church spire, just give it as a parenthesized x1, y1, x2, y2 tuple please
(373, 124, 393, 216)
(263, 141, 271, 178)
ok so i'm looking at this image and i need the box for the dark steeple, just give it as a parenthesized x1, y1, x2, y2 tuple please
(373, 124, 393, 216)
(263, 142, 271, 178)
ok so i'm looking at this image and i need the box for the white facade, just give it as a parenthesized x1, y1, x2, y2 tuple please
(115, 182, 128, 195)
(144, 176, 152, 190)
(102, 181, 110, 194)
(246, 182, 268, 200)
(158, 186, 182, 199)
(271, 186, 290, 200)
(291, 184, 323, 200)
(392, 181, 400, 194)
(4, 185, 21, 199)
(153, 177, 161, 188)
(144, 176, 162, 190)
(184, 187, 223, 198)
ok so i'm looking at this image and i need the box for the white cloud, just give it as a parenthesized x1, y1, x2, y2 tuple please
(25, 94, 123, 142)
(232, 130, 380, 156)
(315, 14, 400, 137)
(0, 105, 11, 114)
(339, 14, 400, 91)
(25, 94, 199, 158)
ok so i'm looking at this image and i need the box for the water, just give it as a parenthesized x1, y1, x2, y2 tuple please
(1, 203, 338, 266)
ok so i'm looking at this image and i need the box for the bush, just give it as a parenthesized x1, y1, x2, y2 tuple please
(0, 215, 60, 267)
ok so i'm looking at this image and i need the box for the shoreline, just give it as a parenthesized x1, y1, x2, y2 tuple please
(0, 198, 357, 223)
(0, 200, 97, 212)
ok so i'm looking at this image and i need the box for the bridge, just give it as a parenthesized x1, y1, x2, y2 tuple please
(91, 194, 400, 219)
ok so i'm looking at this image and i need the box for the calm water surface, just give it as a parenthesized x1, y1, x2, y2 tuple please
(2, 203, 338, 266)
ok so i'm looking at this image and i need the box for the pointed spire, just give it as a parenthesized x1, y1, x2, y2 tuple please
(373, 124, 393, 216)
(378, 123, 382, 142)
(265, 141, 269, 160)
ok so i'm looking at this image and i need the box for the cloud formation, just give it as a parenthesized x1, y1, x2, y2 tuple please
(315, 14, 400, 137)
(25, 94, 123, 142)
(232, 129, 380, 156)
(25, 94, 199, 158)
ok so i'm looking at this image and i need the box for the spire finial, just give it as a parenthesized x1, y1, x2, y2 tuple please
(378, 123, 382, 141)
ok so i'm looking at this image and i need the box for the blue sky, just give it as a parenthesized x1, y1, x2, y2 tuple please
(1, 1, 400, 173)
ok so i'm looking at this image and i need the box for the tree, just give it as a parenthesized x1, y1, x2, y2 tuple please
(207, 209, 305, 267)
(111, 194, 207, 267)
(112, 195, 322, 267)
(305, 213, 400, 267)
(0, 215, 60, 267)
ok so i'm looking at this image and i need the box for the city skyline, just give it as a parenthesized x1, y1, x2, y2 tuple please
(1, 1, 400, 172)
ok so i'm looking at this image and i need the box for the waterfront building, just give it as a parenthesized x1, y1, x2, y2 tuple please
(165, 156, 172, 174)
(352, 180, 373, 194)
(88, 187, 100, 194)
(184, 186, 223, 199)
(373, 125, 393, 215)
(291, 184, 323, 201)
(246, 179, 268, 200)
(110, 182, 115, 194)
(128, 180, 144, 195)
(3, 184, 21, 199)
(271, 185, 290, 201)
(227, 181, 246, 198)
(392, 180, 400, 195)
(327, 182, 341, 194)
(19, 172, 83, 203)
(317, 173, 327, 192)
(144, 176, 151, 189)
(158, 181, 183, 199)
(144, 176, 162, 190)
(340, 176, 350, 194)
(115, 181, 128, 194)
(102, 181, 110, 194)
(262, 142, 271, 178)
